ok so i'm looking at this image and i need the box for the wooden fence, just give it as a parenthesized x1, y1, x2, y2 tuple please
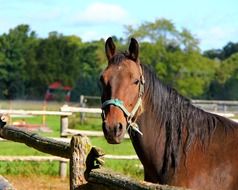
(0, 109, 72, 178)
(0, 116, 188, 190)
(60, 102, 238, 135)
(80, 95, 238, 113)
(0, 100, 237, 178)
(192, 100, 238, 113)
(0, 107, 136, 179)
(0, 100, 237, 189)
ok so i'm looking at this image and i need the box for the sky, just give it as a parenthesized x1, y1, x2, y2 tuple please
(0, 0, 237, 51)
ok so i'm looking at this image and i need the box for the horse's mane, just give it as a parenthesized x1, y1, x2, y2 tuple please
(141, 64, 237, 175)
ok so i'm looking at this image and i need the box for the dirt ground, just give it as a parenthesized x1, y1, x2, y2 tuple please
(5, 175, 69, 190)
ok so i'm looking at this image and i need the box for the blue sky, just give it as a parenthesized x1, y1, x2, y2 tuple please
(0, 0, 237, 51)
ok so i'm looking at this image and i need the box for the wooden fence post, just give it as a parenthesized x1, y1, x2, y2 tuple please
(70, 135, 91, 190)
(60, 115, 69, 136)
(60, 115, 69, 178)
(79, 95, 86, 124)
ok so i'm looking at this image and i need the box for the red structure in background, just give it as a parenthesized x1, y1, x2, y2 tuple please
(44, 81, 72, 102)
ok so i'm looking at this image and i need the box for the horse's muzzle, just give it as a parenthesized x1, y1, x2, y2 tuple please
(102, 121, 125, 144)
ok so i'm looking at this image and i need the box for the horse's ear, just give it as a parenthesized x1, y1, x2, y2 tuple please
(105, 37, 116, 61)
(128, 38, 139, 61)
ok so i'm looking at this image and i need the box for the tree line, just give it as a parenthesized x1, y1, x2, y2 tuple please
(0, 19, 237, 101)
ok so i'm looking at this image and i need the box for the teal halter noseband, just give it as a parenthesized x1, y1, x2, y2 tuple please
(101, 75, 145, 136)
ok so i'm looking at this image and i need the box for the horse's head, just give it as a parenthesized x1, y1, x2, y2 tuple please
(100, 37, 145, 144)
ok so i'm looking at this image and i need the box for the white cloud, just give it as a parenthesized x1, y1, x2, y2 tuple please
(72, 2, 129, 25)
(80, 31, 100, 41)
(197, 26, 238, 50)
(78, 30, 118, 42)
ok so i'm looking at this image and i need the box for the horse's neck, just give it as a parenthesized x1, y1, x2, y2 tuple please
(130, 103, 167, 176)
(131, 84, 187, 181)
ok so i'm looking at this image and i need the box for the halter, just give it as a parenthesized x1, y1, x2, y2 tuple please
(101, 70, 145, 136)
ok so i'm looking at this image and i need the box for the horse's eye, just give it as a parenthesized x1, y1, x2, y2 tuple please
(100, 75, 105, 85)
(134, 79, 140, 85)
(100, 75, 103, 83)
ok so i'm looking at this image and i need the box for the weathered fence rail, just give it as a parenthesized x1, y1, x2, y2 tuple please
(0, 125, 71, 159)
(83, 168, 188, 190)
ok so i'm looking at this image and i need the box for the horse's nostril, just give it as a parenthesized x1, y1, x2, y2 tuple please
(102, 121, 108, 136)
(118, 123, 123, 131)
(114, 122, 123, 137)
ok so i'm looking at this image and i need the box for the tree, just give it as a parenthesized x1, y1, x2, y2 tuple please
(172, 51, 217, 97)
(1, 23, 236, 100)
(31, 32, 83, 98)
(125, 19, 215, 98)
(203, 49, 223, 60)
(208, 53, 238, 100)
(204, 41, 238, 60)
(125, 18, 200, 52)
(0, 25, 106, 100)
(222, 42, 238, 60)
(125, 18, 177, 43)
(71, 40, 105, 101)
(0, 24, 37, 99)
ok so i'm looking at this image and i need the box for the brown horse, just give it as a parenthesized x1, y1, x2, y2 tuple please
(100, 37, 238, 190)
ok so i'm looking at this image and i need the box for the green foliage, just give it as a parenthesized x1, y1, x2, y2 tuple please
(128, 19, 216, 97)
(173, 51, 217, 97)
(70, 41, 105, 101)
(204, 42, 238, 60)
(0, 26, 105, 100)
(216, 53, 238, 83)
(207, 53, 238, 100)
(0, 20, 237, 100)
(30, 32, 82, 98)
(125, 18, 200, 52)
(0, 24, 37, 99)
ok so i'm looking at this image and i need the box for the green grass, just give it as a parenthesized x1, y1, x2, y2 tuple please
(0, 107, 143, 179)
(90, 137, 136, 155)
(0, 142, 48, 155)
(104, 159, 143, 180)
(0, 161, 59, 176)
(68, 113, 102, 131)
(0, 141, 61, 176)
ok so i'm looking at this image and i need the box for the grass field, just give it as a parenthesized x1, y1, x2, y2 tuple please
(0, 100, 144, 188)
